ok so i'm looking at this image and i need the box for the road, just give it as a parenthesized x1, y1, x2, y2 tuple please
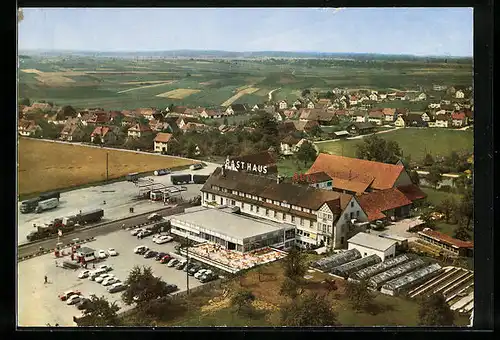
(268, 88, 281, 102)
(18, 205, 186, 259)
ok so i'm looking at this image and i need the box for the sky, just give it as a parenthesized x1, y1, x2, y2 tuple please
(18, 8, 473, 57)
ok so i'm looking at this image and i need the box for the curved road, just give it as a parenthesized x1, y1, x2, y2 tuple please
(18, 205, 186, 259)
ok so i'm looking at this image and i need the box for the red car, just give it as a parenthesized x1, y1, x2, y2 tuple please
(160, 255, 172, 264)
(59, 290, 81, 301)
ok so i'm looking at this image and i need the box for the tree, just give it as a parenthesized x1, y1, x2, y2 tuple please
(444, 151, 460, 171)
(279, 277, 301, 299)
(409, 170, 420, 185)
(282, 246, 307, 280)
(75, 295, 121, 327)
(309, 124, 322, 137)
(19, 97, 30, 106)
(418, 294, 455, 326)
(458, 186, 474, 229)
(186, 142, 198, 158)
(355, 135, 402, 164)
(58, 105, 77, 119)
(437, 198, 457, 224)
(426, 166, 442, 189)
(301, 89, 310, 97)
(345, 279, 374, 311)
(454, 226, 471, 241)
(34, 119, 62, 139)
(295, 141, 317, 167)
(420, 208, 436, 229)
(453, 175, 471, 195)
(122, 266, 172, 307)
(280, 292, 338, 326)
(230, 290, 255, 315)
(423, 153, 435, 166)
(223, 117, 229, 126)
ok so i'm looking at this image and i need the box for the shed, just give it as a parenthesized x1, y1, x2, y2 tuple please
(75, 246, 96, 262)
(333, 130, 350, 138)
(347, 232, 397, 261)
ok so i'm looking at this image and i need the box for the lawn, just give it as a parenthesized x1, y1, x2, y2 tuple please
(17, 138, 196, 197)
(277, 157, 314, 177)
(316, 128, 473, 162)
(421, 187, 463, 206)
(155, 260, 469, 327)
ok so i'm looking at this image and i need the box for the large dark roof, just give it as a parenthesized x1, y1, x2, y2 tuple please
(229, 151, 277, 166)
(348, 122, 375, 130)
(203, 167, 352, 212)
(229, 104, 247, 112)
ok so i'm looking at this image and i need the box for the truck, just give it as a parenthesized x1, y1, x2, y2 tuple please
(171, 174, 192, 185)
(20, 191, 61, 213)
(26, 221, 76, 242)
(192, 174, 210, 184)
(126, 173, 139, 182)
(35, 198, 59, 213)
(153, 169, 171, 176)
(150, 191, 164, 201)
(76, 209, 104, 225)
(189, 163, 203, 171)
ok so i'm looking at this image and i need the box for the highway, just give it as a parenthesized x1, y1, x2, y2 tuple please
(18, 205, 186, 259)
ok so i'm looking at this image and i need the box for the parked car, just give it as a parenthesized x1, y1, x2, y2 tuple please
(138, 230, 153, 238)
(95, 274, 114, 283)
(59, 290, 81, 301)
(144, 250, 158, 259)
(165, 284, 179, 294)
(183, 263, 195, 272)
(188, 265, 202, 276)
(200, 273, 218, 283)
(89, 269, 107, 280)
(102, 277, 120, 286)
(66, 294, 82, 305)
(107, 282, 127, 293)
(148, 213, 163, 222)
(107, 248, 118, 256)
(194, 269, 209, 279)
(134, 245, 149, 254)
(155, 235, 173, 244)
(175, 260, 187, 270)
(131, 228, 145, 236)
(166, 258, 179, 267)
(97, 250, 107, 259)
(97, 265, 113, 272)
(160, 255, 173, 264)
(78, 270, 91, 279)
(155, 252, 167, 261)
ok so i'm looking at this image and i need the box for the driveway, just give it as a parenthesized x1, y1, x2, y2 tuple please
(369, 216, 423, 242)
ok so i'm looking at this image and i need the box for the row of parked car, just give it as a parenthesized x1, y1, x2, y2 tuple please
(132, 245, 218, 283)
(76, 264, 128, 295)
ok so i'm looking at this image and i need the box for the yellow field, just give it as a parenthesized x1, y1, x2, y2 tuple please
(221, 87, 259, 106)
(18, 138, 196, 196)
(156, 88, 201, 99)
(20, 69, 44, 75)
(121, 80, 174, 85)
(117, 81, 176, 94)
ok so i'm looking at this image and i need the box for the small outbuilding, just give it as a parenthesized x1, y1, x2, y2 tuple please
(347, 232, 397, 261)
(76, 246, 96, 262)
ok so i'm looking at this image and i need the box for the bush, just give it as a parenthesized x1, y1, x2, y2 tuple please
(438, 185, 453, 193)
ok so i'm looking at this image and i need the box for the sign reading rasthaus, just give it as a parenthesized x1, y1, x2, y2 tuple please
(224, 156, 268, 174)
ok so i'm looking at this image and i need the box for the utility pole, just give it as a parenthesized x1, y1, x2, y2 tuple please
(106, 152, 109, 181)
(186, 236, 190, 295)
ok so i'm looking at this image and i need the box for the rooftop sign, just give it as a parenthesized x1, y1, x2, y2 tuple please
(224, 156, 268, 174)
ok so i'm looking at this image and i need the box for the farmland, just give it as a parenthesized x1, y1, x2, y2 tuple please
(17, 138, 196, 197)
(316, 128, 473, 162)
(18, 56, 473, 110)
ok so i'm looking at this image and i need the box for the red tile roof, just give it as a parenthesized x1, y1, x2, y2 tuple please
(451, 112, 466, 120)
(154, 132, 173, 143)
(382, 108, 396, 116)
(306, 154, 405, 192)
(91, 126, 113, 137)
(356, 188, 413, 222)
(397, 184, 427, 201)
(368, 110, 384, 118)
(419, 229, 473, 249)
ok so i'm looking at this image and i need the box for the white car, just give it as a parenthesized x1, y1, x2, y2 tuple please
(155, 235, 173, 244)
(131, 228, 145, 236)
(134, 245, 149, 254)
(194, 269, 208, 279)
(97, 265, 113, 272)
(167, 258, 179, 267)
(107, 248, 118, 256)
(78, 270, 91, 279)
(102, 277, 120, 286)
(66, 294, 82, 305)
(97, 250, 107, 259)
(95, 274, 114, 283)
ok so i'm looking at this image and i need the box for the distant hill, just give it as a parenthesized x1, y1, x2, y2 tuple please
(18, 49, 472, 62)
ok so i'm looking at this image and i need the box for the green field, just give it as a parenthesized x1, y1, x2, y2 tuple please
(421, 187, 463, 206)
(18, 56, 472, 110)
(316, 129, 473, 162)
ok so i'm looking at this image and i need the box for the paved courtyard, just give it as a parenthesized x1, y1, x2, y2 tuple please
(17, 228, 206, 327)
(17, 164, 219, 245)
(369, 216, 423, 241)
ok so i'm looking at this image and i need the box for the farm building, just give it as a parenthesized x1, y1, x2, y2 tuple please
(349, 253, 414, 282)
(330, 254, 381, 278)
(380, 263, 442, 296)
(346, 122, 375, 135)
(312, 249, 362, 272)
(418, 228, 473, 257)
(368, 258, 426, 289)
(377, 233, 409, 251)
(347, 232, 397, 261)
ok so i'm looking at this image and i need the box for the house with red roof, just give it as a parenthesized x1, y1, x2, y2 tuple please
(451, 111, 467, 127)
(90, 126, 120, 144)
(18, 119, 42, 137)
(418, 228, 473, 257)
(153, 132, 177, 153)
(127, 123, 152, 138)
(367, 109, 385, 125)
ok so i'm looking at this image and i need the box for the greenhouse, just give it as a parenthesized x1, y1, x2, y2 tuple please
(368, 258, 426, 289)
(330, 254, 382, 278)
(381, 263, 443, 296)
(312, 249, 361, 272)
(350, 254, 414, 282)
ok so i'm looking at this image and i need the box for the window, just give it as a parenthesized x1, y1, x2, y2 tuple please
(211, 194, 215, 200)
(300, 218, 304, 226)
(344, 213, 348, 221)
(351, 201, 354, 208)
(250, 205, 253, 212)
(291, 216, 295, 223)
(265, 209, 269, 216)
(205, 193, 209, 199)
(350, 212, 354, 219)
(356, 210, 360, 217)
(256, 206, 260, 213)
(231, 200, 235, 206)
(283, 213, 286, 221)
(327, 181, 332, 187)
(241, 203, 245, 209)
(273, 211, 277, 218)
(341, 237, 345, 244)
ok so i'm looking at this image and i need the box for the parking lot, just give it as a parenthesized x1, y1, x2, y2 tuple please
(17, 228, 208, 327)
(17, 163, 219, 245)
